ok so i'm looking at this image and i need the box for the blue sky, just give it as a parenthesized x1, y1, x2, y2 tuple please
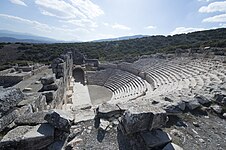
(0, 0, 226, 41)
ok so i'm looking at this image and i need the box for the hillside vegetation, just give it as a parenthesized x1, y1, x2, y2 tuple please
(0, 28, 226, 70)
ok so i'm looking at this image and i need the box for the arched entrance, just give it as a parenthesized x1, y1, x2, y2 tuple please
(73, 68, 85, 84)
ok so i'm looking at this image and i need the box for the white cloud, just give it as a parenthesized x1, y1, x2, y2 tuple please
(0, 13, 89, 41)
(60, 19, 98, 28)
(103, 22, 109, 26)
(35, 0, 104, 19)
(0, 14, 51, 31)
(35, 0, 103, 31)
(203, 13, 226, 22)
(145, 25, 156, 29)
(69, 0, 104, 19)
(199, 1, 226, 13)
(198, 0, 211, 2)
(199, 1, 226, 25)
(9, 0, 27, 6)
(170, 27, 206, 35)
(35, 0, 86, 19)
(40, 9, 57, 17)
(112, 23, 131, 30)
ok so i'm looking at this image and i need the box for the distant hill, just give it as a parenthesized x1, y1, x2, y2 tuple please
(0, 30, 60, 43)
(0, 27, 226, 69)
(93, 35, 149, 42)
(0, 37, 55, 43)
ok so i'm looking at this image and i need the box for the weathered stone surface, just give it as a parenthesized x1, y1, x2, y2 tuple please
(211, 104, 222, 114)
(44, 110, 71, 132)
(32, 94, 47, 112)
(0, 109, 18, 132)
(1, 126, 33, 141)
(40, 75, 55, 85)
(165, 97, 174, 102)
(0, 88, 24, 117)
(53, 109, 74, 122)
(214, 93, 226, 105)
(195, 95, 211, 105)
(163, 143, 183, 150)
(186, 100, 201, 110)
(0, 105, 33, 132)
(42, 91, 54, 104)
(0, 124, 54, 150)
(119, 105, 167, 135)
(74, 109, 95, 124)
(177, 101, 186, 111)
(99, 119, 111, 130)
(140, 129, 172, 149)
(66, 138, 83, 150)
(23, 88, 32, 92)
(14, 111, 48, 125)
(42, 83, 58, 91)
(47, 140, 64, 150)
(18, 104, 33, 115)
(164, 104, 182, 114)
(18, 94, 47, 112)
(170, 129, 184, 138)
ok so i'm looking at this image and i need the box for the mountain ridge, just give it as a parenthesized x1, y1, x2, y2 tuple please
(92, 35, 149, 42)
(0, 30, 63, 43)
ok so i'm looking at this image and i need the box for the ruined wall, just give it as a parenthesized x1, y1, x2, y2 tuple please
(0, 66, 48, 88)
(98, 63, 117, 69)
(49, 52, 73, 108)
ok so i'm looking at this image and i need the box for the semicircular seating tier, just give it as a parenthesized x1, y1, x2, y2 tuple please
(86, 68, 148, 102)
(88, 56, 226, 103)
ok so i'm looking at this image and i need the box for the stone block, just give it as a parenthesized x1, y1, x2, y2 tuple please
(31, 94, 47, 112)
(42, 91, 55, 104)
(0, 124, 54, 150)
(120, 106, 167, 135)
(140, 129, 172, 149)
(40, 75, 56, 85)
(52, 109, 74, 122)
(14, 111, 48, 125)
(44, 110, 71, 132)
(186, 100, 201, 110)
(42, 83, 58, 91)
(0, 109, 18, 132)
(214, 93, 226, 105)
(0, 88, 24, 117)
(195, 95, 211, 105)
(164, 105, 182, 114)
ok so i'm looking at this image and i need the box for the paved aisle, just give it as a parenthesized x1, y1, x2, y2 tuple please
(72, 82, 92, 109)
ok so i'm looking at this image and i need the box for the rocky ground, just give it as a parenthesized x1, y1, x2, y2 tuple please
(165, 111, 226, 150)
(1, 85, 226, 150)
(63, 107, 226, 150)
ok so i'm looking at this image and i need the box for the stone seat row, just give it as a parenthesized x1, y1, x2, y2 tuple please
(87, 68, 148, 102)
(110, 77, 147, 101)
(129, 57, 226, 97)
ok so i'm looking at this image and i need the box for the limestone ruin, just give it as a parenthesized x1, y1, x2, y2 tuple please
(0, 51, 226, 150)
